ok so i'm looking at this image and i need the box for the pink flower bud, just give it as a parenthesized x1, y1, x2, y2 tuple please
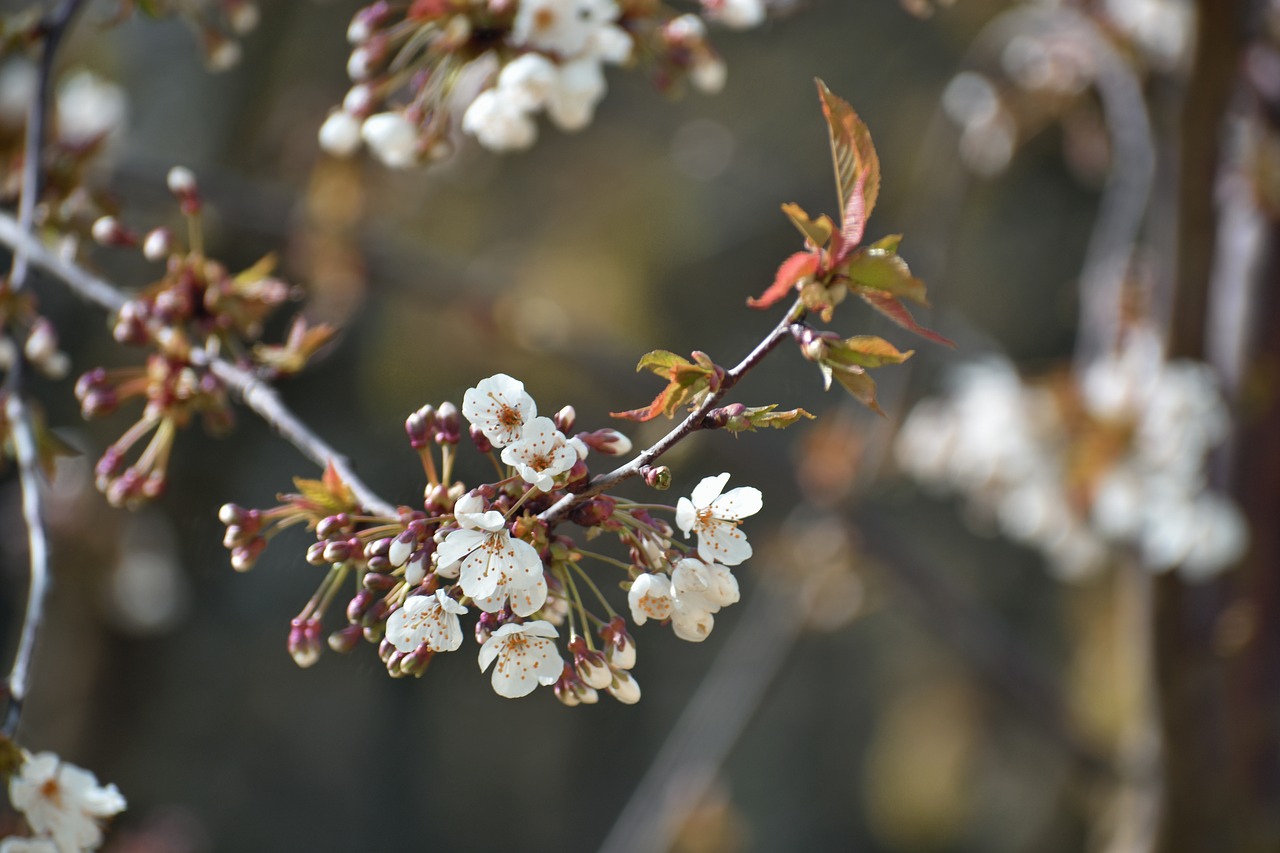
(288, 617, 323, 668)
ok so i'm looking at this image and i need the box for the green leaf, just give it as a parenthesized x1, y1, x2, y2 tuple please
(845, 248, 928, 305)
(781, 203, 835, 248)
(826, 335, 914, 369)
(613, 352, 720, 422)
(829, 366, 885, 416)
(816, 79, 880, 248)
(635, 350, 691, 375)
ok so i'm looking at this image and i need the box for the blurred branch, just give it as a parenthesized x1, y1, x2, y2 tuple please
(1, 0, 88, 739)
(539, 300, 806, 525)
(0, 211, 398, 518)
(10, 0, 88, 289)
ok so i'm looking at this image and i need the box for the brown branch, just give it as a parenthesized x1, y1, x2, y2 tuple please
(538, 299, 807, 526)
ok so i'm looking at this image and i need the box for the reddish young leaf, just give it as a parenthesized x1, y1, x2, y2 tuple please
(845, 249, 929, 305)
(816, 79, 880, 248)
(827, 335, 914, 369)
(858, 291, 955, 348)
(781, 203, 835, 248)
(749, 251, 819, 309)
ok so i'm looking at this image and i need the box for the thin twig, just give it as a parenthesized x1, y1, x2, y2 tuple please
(0, 211, 397, 518)
(539, 300, 807, 526)
(10, 0, 90, 289)
(1, 382, 51, 738)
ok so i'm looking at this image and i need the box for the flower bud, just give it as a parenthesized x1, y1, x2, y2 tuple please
(347, 1, 391, 44)
(228, 0, 260, 34)
(576, 652, 613, 690)
(641, 465, 672, 490)
(343, 84, 375, 117)
(469, 424, 493, 454)
(167, 166, 198, 199)
(322, 539, 353, 563)
(399, 645, 434, 677)
(405, 554, 428, 587)
(90, 216, 135, 247)
(435, 401, 461, 445)
(231, 540, 265, 572)
(553, 405, 576, 434)
(305, 541, 328, 566)
(317, 513, 352, 539)
(405, 405, 436, 449)
(578, 428, 631, 456)
(362, 572, 397, 592)
(608, 670, 641, 704)
(346, 589, 375, 624)
(328, 624, 363, 654)
(288, 617, 323, 668)
(569, 495, 617, 529)
(601, 616, 637, 670)
(319, 110, 363, 157)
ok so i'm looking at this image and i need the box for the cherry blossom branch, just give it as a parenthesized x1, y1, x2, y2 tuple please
(539, 299, 808, 526)
(0, 211, 398, 518)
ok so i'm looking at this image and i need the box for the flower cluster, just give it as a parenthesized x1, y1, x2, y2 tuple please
(318, 0, 768, 166)
(77, 168, 334, 507)
(221, 373, 764, 702)
(895, 331, 1248, 581)
(2, 749, 126, 852)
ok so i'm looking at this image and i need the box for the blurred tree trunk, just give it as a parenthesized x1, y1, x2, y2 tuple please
(1157, 1, 1280, 851)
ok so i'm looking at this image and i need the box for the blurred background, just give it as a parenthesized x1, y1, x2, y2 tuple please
(0, 0, 1224, 851)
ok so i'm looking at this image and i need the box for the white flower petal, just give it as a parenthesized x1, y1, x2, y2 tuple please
(696, 521, 753, 566)
(710, 486, 763, 520)
(690, 473, 731, 509)
(675, 497, 697, 536)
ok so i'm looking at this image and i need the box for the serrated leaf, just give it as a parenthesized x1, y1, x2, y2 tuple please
(858, 291, 955, 348)
(829, 366, 885, 416)
(816, 79, 880, 248)
(749, 251, 820, 309)
(845, 249, 928, 305)
(636, 350, 691, 375)
(781, 203, 835, 248)
(827, 335, 914, 369)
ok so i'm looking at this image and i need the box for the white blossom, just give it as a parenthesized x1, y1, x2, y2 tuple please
(436, 510, 547, 615)
(0, 59, 36, 128)
(386, 590, 468, 653)
(0, 838, 59, 853)
(670, 593, 715, 642)
(462, 88, 539, 151)
(55, 71, 127, 146)
(546, 58, 607, 132)
(500, 416, 578, 491)
(691, 56, 727, 94)
(478, 620, 563, 698)
(608, 670, 641, 704)
(628, 572, 674, 625)
(512, 0, 621, 57)
(318, 110, 363, 157)
(361, 112, 419, 169)
(675, 473, 762, 566)
(497, 54, 559, 111)
(462, 373, 537, 447)
(8, 751, 126, 853)
(703, 0, 766, 30)
(671, 557, 739, 611)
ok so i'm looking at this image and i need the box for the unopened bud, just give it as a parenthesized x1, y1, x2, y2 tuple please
(578, 428, 631, 456)
(399, 645, 434, 677)
(346, 589, 375, 624)
(167, 166, 198, 198)
(388, 531, 416, 567)
(227, 0, 260, 34)
(553, 405, 576, 434)
(569, 495, 617, 529)
(434, 402, 461, 445)
(306, 541, 328, 566)
(90, 216, 135, 247)
(142, 227, 173, 261)
(322, 539, 353, 563)
(288, 617, 323, 668)
(231, 540, 265, 572)
(405, 405, 436, 449)
(641, 465, 672, 490)
(469, 424, 493, 454)
(328, 624, 363, 654)
(362, 572, 397, 592)
(608, 670, 641, 704)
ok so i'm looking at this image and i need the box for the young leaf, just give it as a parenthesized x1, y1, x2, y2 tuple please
(826, 335, 914, 369)
(816, 79, 880, 248)
(781, 203, 835, 248)
(635, 350, 692, 375)
(612, 353, 719, 422)
(845, 249, 928, 305)
(828, 365, 885, 416)
(749, 251, 820, 309)
(735, 405, 816, 433)
(858, 291, 955, 348)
